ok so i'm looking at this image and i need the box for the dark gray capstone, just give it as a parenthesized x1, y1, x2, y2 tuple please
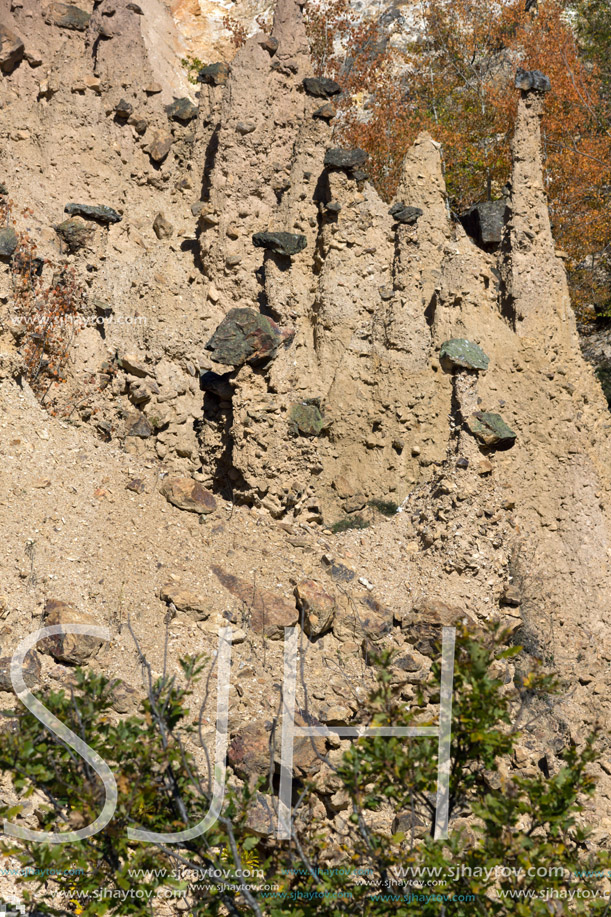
(324, 148, 368, 171)
(64, 203, 122, 224)
(0, 183, 7, 195)
(459, 200, 508, 251)
(115, 98, 133, 119)
(0, 227, 18, 258)
(389, 202, 423, 225)
(259, 36, 279, 54)
(252, 231, 307, 257)
(206, 307, 294, 367)
(166, 97, 198, 123)
(440, 339, 490, 372)
(467, 412, 517, 448)
(515, 68, 551, 93)
(303, 77, 341, 98)
(198, 62, 230, 86)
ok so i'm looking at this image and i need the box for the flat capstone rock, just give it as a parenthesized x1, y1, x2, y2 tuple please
(166, 97, 198, 123)
(515, 68, 551, 93)
(206, 307, 294, 367)
(289, 402, 325, 436)
(198, 62, 230, 86)
(64, 203, 122, 224)
(389, 202, 423, 225)
(440, 339, 490, 372)
(303, 77, 341, 98)
(252, 231, 307, 257)
(467, 412, 516, 447)
(324, 148, 368, 171)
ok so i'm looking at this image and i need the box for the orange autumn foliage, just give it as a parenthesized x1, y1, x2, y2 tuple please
(305, 0, 611, 317)
(1, 197, 86, 402)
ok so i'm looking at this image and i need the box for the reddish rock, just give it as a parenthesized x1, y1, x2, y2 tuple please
(404, 598, 477, 653)
(291, 711, 325, 776)
(161, 477, 216, 514)
(228, 722, 273, 781)
(146, 132, 173, 163)
(295, 580, 336, 637)
(212, 566, 298, 639)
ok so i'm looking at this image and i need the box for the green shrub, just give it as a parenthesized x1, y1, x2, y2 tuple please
(0, 628, 608, 915)
(329, 514, 370, 533)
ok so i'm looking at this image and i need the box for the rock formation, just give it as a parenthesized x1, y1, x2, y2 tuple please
(0, 0, 610, 879)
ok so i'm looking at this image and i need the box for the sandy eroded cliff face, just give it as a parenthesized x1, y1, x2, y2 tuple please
(0, 0, 609, 875)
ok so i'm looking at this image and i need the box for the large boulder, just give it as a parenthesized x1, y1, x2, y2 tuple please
(40, 600, 103, 665)
(206, 307, 294, 367)
(0, 24, 24, 73)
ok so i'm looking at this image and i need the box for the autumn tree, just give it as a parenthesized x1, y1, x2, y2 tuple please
(1, 197, 86, 404)
(304, 0, 611, 318)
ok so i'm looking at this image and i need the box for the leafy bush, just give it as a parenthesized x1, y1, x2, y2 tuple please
(368, 499, 399, 517)
(0, 628, 608, 915)
(329, 514, 370, 534)
(1, 197, 85, 404)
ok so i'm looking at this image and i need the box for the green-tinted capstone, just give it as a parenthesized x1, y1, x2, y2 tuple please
(51, 3, 90, 30)
(289, 403, 325, 436)
(166, 97, 198, 123)
(206, 307, 293, 366)
(55, 218, 91, 252)
(440, 338, 489, 372)
(467, 411, 516, 447)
